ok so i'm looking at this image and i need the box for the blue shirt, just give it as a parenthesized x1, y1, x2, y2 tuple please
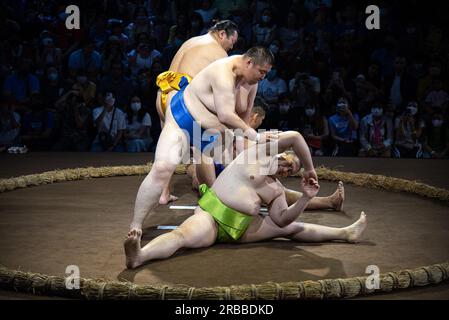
(68, 49, 102, 70)
(329, 114, 358, 140)
(3, 74, 40, 102)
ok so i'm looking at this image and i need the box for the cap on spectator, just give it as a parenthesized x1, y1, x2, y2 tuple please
(354, 74, 366, 82)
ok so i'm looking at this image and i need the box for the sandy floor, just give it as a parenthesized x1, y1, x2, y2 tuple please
(0, 153, 448, 299)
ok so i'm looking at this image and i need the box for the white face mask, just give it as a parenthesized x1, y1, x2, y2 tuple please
(131, 102, 141, 112)
(262, 15, 271, 23)
(407, 106, 418, 116)
(305, 108, 315, 117)
(371, 108, 383, 117)
(432, 119, 443, 127)
(105, 96, 115, 107)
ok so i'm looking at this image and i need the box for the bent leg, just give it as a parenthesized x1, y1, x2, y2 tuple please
(125, 210, 217, 268)
(195, 153, 217, 187)
(129, 123, 188, 233)
(284, 181, 345, 211)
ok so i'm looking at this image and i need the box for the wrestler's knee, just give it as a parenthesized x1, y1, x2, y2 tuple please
(151, 161, 176, 180)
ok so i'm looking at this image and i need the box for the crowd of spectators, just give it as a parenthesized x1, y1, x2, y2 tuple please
(1, 0, 448, 158)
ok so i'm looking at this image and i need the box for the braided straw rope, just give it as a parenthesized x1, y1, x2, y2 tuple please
(0, 163, 448, 299)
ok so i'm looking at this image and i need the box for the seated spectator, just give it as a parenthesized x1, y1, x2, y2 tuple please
(394, 101, 425, 158)
(52, 91, 90, 151)
(101, 35, 129, 75)
(89, 14, 111, 51)
(0, 98, 21, 151)
(422, 110, 449, 159)
(128, 42, 161, 77)
(257, 66, 287, 128)
(91, 92, 126, 152)
(195, 0, 218, 27)
(21, 95, 55, 151)
(290, 72, 320, 109)
(190, 12, 207, 37)
(98, 61, 135, 111)
(300, 103, 329, 156)
(72, 69, 97, 108)
(124, 6, 152, 48)
(385, 55, 417, 112)
(323, 68, 352, 115)
(359, 103, 393, 157)
(278, 93, 293, 131)
(328, 97, 359, 157)
(252, 7, 277, 46)
(109, 19, 129, 49)
(424, 78, 449, 116)
(167, 12, 192, 46)
(35, 37, 62, 72)
(3, 58, 40, 112)
(124, 96, 152, 152)
(279, 11, 301, 54)
(41, 66, 65, 109)
(68, 38, 102, 78)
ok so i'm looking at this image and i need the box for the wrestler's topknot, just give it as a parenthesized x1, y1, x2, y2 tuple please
(243, 46, 275, 66)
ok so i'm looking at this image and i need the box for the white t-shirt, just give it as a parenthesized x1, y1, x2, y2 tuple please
(126, 113, 152, 137)
(128, 49, 161, 75)
(92, 106, 127, 138)
(257, 77, 287, 103)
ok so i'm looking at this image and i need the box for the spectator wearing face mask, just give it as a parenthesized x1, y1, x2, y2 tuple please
(52, 90, 91, 151)
(3, 58, 40, 112)
(257, 67, 287, 128)
(328, 97, 359, 157)
(91, 92, 127, 152)
(68, 38, 102, 78)
(393, 101, 425, 158)
(422, 111, 449, 159)
(279, 11, 301, 53)
(277, 93, 293, 130)
(72, 70, 97, 108)
(359, 103, 393, 157)
(124, 96, 152, 152)
(41, 66, 65, 108)
(98, 62, 136, 111)
(252, 7, 277, 46)
(300, 103, 329, 156)
(128, 41, 161, 77)
(424, 79, 449, 117)
(36, 37, 62, 71)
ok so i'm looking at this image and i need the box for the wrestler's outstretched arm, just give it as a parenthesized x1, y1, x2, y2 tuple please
(268, 178, 320, 227)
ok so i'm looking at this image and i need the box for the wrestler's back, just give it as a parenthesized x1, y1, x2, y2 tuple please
(169, 34, 227, 77)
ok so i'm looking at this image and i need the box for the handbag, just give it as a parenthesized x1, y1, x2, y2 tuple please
(99, 107, 116, 150)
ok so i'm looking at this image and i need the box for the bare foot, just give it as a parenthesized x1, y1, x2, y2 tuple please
(345, 212, 367, 243)
(124, 229, 142, 269)
(128, 223, 142, 237)
(159, 194, 179, 205)
(330, 181, 345, 211)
